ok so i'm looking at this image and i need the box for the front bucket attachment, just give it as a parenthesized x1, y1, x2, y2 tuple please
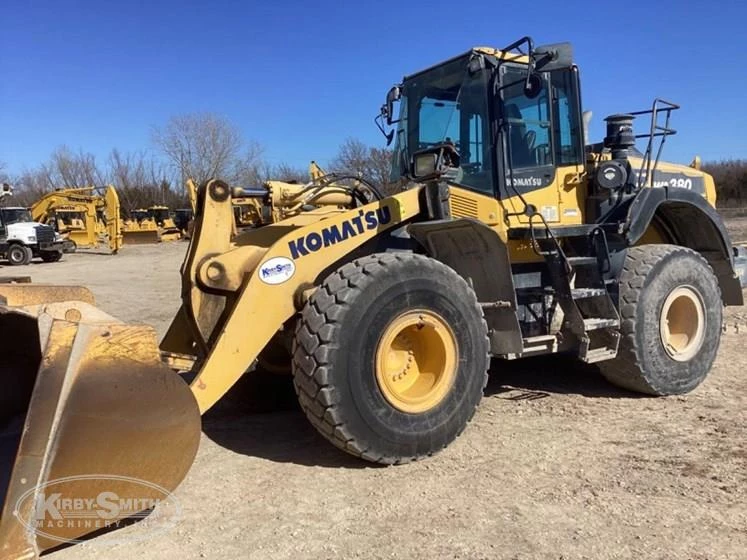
(0, 298, 201, 559)
(122, 229, 161, 245)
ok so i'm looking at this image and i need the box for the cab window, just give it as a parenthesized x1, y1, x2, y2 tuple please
(551, 70, 583, 165)
(501, 68, 552, 169)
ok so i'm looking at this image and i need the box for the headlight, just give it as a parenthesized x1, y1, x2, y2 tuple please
(27, 236, 36, 242)
(413, 153, 438, 178)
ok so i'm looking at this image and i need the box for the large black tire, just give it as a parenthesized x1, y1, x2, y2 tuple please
(40, 251, 63, 263)
(292, 253, 489, 464)
(599, 245, 722, 395)
(6, 244, 31, 266)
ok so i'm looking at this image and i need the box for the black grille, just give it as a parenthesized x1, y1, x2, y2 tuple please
(35, 225, 56, 244)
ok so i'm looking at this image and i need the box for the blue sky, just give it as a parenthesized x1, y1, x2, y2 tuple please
(1, 0, 746, 175)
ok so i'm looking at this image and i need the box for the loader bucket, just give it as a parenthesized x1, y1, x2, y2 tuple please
(0, 298, 200, 559)
(122, 229, 161, 244)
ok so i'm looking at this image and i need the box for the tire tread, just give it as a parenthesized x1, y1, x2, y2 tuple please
(599, 244, 721, 394)
(293, 252, 489, 465)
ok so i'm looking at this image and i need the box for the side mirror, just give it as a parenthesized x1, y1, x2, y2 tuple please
(385, 86, 401, 125)
(533, 42, 574, 71)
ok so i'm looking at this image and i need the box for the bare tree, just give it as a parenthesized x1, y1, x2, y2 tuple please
(108, 149, 175, 210)
(0, 161, 12, 192)
(8, 148, 104, 206)
(43, 146, 105, 188)
(271, 162, 308, 184)
(12, 168, 51, 205)
(152, 113, 243, 186)
(703, 159, 747, 207)
(330, 138, 394, 194)
(231, 141, 268, 186)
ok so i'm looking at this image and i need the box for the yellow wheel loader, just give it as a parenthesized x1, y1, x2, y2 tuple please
(30, 186, 123, 254)
(1, 37, 744, 557)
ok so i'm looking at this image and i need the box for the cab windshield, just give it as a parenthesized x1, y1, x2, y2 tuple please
(58, 211, 86, 221)
(0, 208, 33, 225)
(391, 55, 492, 194)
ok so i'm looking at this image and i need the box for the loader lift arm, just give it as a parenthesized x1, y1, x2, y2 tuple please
(162, 180, 424, 413)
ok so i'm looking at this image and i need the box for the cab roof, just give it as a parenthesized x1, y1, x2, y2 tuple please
(402, 47, 530, 82)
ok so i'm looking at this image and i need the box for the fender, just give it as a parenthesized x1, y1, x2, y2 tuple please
(409, 218, 523, 355)
(624, 187, 742, 305)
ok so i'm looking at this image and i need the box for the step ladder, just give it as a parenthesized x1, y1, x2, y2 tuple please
(513, 220, 621, 363)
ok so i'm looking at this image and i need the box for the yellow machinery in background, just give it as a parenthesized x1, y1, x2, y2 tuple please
(148, 206, 182, 241)
(122, 206, 182, 243)
(121, 208, 161, 244)
(30, 186, 123, 253)
(174, 178, 200, 238)
(1, 37, 744, 558)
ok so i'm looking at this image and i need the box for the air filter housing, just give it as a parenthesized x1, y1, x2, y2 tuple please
(604, 114, 636, 159)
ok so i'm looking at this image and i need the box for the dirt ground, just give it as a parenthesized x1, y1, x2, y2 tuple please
(7, 241, 746, 560)
(724, 215, 747, 245)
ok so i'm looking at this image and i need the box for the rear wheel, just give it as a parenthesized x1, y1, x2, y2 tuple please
(293, 253, 489, 464)
(7, 244, 31, 266)
(599, 245, 722, 395)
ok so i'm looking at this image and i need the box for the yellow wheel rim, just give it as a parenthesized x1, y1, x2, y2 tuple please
(659, 285, 706, 362)
(375, 309, 458, 414)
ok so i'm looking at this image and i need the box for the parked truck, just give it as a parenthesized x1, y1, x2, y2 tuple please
(0, 186, 65, 265)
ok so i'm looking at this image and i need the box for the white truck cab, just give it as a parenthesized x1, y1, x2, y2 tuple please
(1, 188, 65, 265)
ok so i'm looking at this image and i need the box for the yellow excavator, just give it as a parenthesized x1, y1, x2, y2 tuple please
(2, 37, 745, 558)
(30, 186, 123, 253)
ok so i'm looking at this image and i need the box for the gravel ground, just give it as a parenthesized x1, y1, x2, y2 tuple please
(4, 241, 746, 560)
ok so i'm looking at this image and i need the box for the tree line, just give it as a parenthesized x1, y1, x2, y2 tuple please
(0, 112, 394, 211)
(2, 118, 744, 210)
(702, 159, 747, 207)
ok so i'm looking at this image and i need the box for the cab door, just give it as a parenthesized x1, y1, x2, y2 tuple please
(497, 65, 586, 227)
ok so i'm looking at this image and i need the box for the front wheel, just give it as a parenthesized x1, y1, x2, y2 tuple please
(599, 245, 722, 395)
(292, 253, 489, 464)
(6, 244, 31, 266)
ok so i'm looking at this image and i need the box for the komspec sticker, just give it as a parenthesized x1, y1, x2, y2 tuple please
(259, 256, 296, 285)
(288, 207, 392, 260)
